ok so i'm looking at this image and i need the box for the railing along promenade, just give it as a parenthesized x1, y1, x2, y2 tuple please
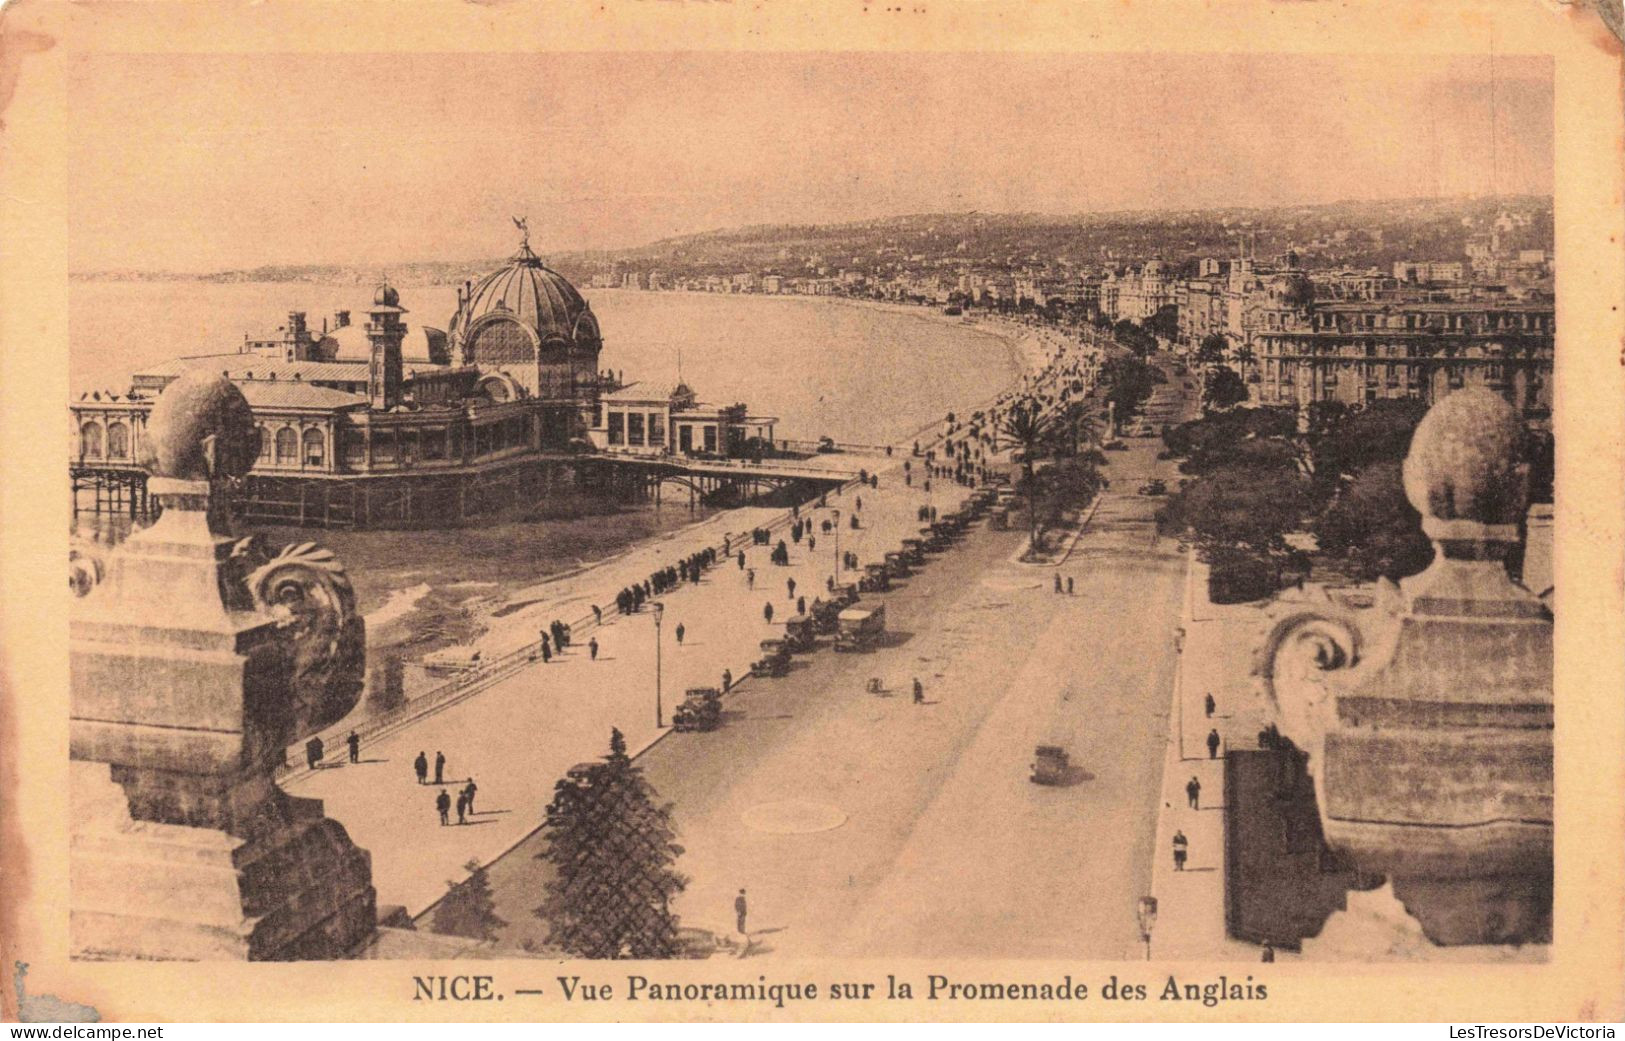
(275, 467, 871, 783)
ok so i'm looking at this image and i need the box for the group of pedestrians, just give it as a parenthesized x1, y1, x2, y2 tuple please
(415, 750, 481, 825)
(434, 779, 481, 826)
(536, 619, 573, 663)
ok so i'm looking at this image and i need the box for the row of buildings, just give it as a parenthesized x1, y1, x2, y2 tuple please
(593, 233, 1554, 425)
(71, 233, 776, 528)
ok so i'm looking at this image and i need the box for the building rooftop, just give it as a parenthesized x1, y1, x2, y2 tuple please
(235, 382, 369, 411)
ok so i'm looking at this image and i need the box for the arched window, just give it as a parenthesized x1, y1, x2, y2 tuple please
(275, 427, 298, 464)
(258, 425, 272, 459)
(302, 428, 325, 468)
(466, 317, 535, 367)
(105, 422, 129, 458)
(79, 422, 103, 458)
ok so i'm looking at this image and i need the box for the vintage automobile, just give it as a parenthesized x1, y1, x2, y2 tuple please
(809, 597, 844, 635)
(831, 582, 861, 607)
(1030, 745, 1071, 785)
(783, 614, 818, 652)
(750, 638, 792, 678)
(1138, 479, 1168, 496)
(858, 563, 891, 593)
(834, 605, 886, 653)
(672, 687, 723, 732)
(990, 507, 1010, 530)
(900, 538, 927, 566)
(883, 551, 911, 578)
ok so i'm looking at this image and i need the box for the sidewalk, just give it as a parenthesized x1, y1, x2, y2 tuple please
(283, 448, 977, 915)
(1145, 550, 1291, 961)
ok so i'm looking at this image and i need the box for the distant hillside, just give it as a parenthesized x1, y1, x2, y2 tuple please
(73, 195, 1552, 284)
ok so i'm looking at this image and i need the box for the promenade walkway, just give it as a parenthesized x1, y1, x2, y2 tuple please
(283, 443, 977, 915)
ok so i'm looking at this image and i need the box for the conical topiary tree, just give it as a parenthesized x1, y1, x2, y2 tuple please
(535, 728, 688, 958)
(431, 859, 507, 942)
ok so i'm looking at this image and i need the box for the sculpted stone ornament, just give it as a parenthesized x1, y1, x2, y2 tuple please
(1256, 388, 1552, 948)
(70, 371, 375, 960)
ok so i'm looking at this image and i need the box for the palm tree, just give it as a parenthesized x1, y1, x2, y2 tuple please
(999, 399, 1054, 554)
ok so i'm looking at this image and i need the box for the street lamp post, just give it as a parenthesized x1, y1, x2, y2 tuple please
(832, 508, 841, 583)
(1137, 896, 1158, 961)
(651, 600, 665, 728)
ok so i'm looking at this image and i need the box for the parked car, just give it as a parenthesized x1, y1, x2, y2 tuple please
(672, 688, 722, 732)
(834, 605, 886, 653)
(1138, 479, 1168, 496)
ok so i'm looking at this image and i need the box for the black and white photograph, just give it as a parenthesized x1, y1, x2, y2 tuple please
(3, 0, 1622, 1026)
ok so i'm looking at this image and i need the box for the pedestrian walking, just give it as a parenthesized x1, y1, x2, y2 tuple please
(305, 736, 324, 771)
(797, 595, 806, 616)
(436, 788, 451, 826)
(787, 577, 796, 601)
(913, 677, 924, 704)
(593, 605, 602, 626)
(1206, 728, 1221, 760)
(1055, 573, 1063, 594)
(722, 668, 733, 692)
(589, 637, 599, 660)
(434, 750, 446, 785)
(1186, 776, 1201, 809)
(1173, 830, 1189, 871)
(1204, 693, 1215, 718)
(541, 641, 552, 664)
(807, 535, 815, 552)
(747, 568, 755, 590)
(463, 779, 478, 815)
(738, 551, 746, 570)
(455, 790, 468, 825)
(414, 751, 428, 785)
(763, 602, 774, 625)
(346, 730, 360, 764)
(735, 889, 748, 936)
(675, 623, 685, 645)
(1067, 577, 1074, 595)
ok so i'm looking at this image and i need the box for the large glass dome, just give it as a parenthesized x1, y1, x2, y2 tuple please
(450, 242, 602, 361)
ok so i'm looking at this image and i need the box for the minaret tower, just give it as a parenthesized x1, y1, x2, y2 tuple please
(366, 281, 407, 411)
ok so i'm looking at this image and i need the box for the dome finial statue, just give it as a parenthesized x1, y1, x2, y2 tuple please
(513, 214, 530, 250)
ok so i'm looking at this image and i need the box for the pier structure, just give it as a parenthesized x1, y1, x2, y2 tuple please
(70, 225, 812, 530)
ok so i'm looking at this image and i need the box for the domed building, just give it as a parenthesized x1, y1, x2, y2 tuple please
(447, 239, 604, 445)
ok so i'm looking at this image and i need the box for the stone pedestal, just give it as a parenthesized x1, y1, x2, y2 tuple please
(69, 372, 375, 960)
(1258, 388, 1552, 949)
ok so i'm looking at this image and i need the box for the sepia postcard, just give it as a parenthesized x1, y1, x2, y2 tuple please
(1, 0, 1622, 1024)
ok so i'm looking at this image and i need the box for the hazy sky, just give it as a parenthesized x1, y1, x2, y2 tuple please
(69, 52, 1553, 272)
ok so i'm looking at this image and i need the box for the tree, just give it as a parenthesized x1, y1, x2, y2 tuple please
(1144, 304, 1180, 342)
(999, 399, 1054, 552)
(1306, 398, 1429, 501)
(1202, 365, 1249, 412)
(1098, 356, 1157, 433)
(1024, 455, 1105, 551)
(535, 729, 688, 958)
(432, 859, 508, 942)
(1313, 461, 1433, 581)
(1196, 332, 1228, 366)
(1157, 460, 1311, 558)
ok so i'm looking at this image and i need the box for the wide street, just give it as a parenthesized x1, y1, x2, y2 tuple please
(477, 367, 1194, 958)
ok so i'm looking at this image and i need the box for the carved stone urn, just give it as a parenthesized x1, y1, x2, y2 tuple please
(1256, 388, 1551, 947)
(70, 371, 376, 960)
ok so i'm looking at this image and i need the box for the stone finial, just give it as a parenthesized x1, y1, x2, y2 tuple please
(1402, 387, 1528, 546)
(136, 370, 260, 482)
